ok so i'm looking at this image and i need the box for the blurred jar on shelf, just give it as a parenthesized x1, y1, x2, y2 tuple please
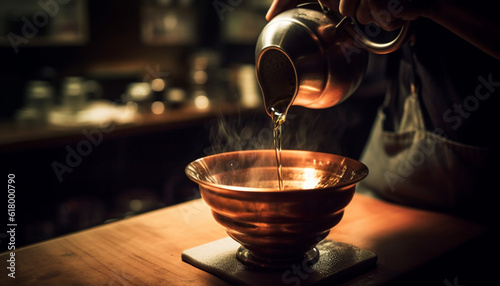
(236, 64, 261, 108)
(123, 82, 153, 113)
(140, 0, 197, 45)
(189, 50, 223, 105)
(61, 77, 88, 114)
(164, 87, 187, 109)
(15, 80, 54, 127)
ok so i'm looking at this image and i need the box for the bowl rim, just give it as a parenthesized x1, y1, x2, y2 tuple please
(185, 149, 369, 193)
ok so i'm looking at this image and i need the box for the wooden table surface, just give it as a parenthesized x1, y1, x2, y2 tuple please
(0, 193, 489, 285)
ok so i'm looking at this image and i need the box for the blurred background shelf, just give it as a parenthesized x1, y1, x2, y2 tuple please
(0, 103, 257, 151)
(0, 0, 385, 248)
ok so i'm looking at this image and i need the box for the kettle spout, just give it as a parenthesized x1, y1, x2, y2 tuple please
(256, 48, 298, 118)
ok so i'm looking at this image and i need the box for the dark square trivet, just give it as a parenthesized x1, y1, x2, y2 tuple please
(182, 237, 377, 285)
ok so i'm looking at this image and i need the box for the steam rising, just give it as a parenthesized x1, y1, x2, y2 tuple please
(203, 113, 271, 155)
(203, 107, 348, 156)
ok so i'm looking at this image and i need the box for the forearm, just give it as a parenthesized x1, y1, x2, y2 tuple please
(266, 0, 500, 60)
(424, 0, 500, 60)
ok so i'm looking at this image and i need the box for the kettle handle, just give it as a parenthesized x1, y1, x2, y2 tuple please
(338, 16, 410, 54)
(318, 1, 410, 55)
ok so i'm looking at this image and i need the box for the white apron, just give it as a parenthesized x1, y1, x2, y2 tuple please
(358, 82, 497, 223)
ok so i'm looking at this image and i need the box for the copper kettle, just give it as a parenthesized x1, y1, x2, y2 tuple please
(255, 1, 409, 118)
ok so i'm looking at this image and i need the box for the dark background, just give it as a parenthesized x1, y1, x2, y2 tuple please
(0, 0, 384, 248)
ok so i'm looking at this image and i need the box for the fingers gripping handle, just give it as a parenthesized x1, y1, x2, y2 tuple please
(319, 0, 410, 55)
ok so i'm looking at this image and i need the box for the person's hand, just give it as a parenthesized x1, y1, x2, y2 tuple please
(266, 0, 302, 21)
(266, 1, 341, 21)
(266, 0, 500, 59)
(266, 0, 429, 31)
(336, 0, 429, 30)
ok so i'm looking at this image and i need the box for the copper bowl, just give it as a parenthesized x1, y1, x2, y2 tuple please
(185, 149, 368, 268)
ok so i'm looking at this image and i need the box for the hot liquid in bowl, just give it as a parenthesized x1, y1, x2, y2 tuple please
(186, 150, 368, 268)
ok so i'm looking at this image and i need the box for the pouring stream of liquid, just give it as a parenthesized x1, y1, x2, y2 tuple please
(257, 49, 296, 190)
(271, 108, 286, 191)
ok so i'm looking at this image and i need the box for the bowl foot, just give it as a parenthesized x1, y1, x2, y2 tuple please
(236, 246, 319, 269)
